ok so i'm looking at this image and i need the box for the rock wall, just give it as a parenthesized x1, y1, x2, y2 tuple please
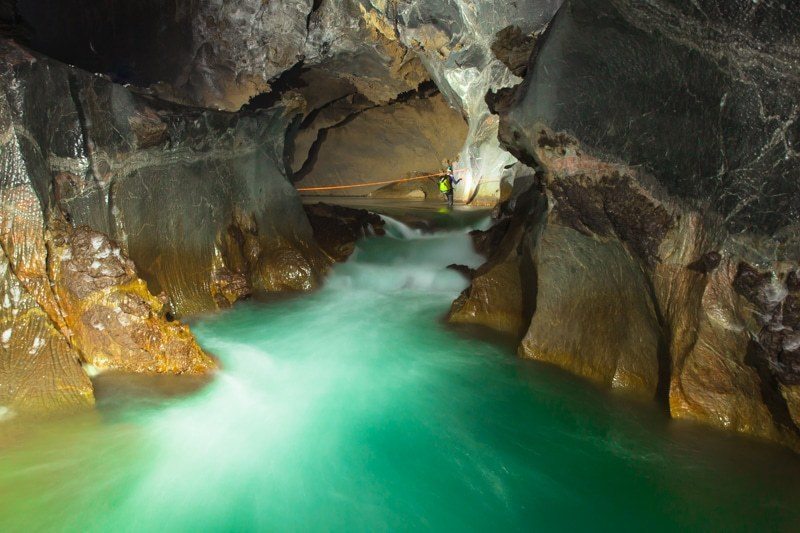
(454, 0, 800, 450)
(293, 91, 467, 197)
(0, 40, 326, 415)
(3, 0, 564, 205)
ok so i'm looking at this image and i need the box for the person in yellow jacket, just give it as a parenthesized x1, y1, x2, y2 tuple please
(438, 162, 461, 207)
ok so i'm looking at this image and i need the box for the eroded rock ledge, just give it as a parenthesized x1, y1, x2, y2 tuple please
(451, 127, 800, 451)
(451, 0, 800, 452)
(0, 40, 327, 416)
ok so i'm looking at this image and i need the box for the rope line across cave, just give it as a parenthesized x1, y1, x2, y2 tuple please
(296, 169, 466, 192)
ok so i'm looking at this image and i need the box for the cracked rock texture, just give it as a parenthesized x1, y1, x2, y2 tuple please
(500, 0, 800, 234)
(462, 0, 800, 449)
(452, 0, 800, 450)
(7, 0, 563, 204)
(454, 125, 800, 449)
(0, 39, 326, 414)
(0, 0, 799, 456)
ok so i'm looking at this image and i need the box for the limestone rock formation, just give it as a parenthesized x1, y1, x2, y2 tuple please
(452, 0, 800, 450)
(500, 0, 800, 234)
(0, 245, 93, 416)
(4, 0, 564, 205)
(362, 0, 563, 204)
(0, 39, 328, 317)
(0, 0, 797, 457)
(0, 38, 327, 414)
(455, 124, 800, 449)
(304, 203, 385, 262)
(47, 222, 214, 375)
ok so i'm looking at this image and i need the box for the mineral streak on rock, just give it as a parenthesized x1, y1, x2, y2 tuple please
(466, 0, 800, 450)
(0, 39, 326, 317)
(0, 245, 93, 416)
(4, 0, 565, 205)
(460, 113, 800, 447)
(502, 0, 800, 234)
(382, 0, 562, 204)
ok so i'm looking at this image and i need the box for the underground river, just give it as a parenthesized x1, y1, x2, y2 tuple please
(1, 206, 799, 531)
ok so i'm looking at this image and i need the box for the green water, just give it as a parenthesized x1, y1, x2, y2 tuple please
(1, 208, 799, 532)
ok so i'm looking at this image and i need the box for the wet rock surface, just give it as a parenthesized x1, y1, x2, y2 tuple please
(502, 0, 800, 234)
(47, 223, 215, 375)
(293, 91, 466, 196)
(304, 203, 385, 262)
(0, 245, 93, 416)
(460, 124, 800, 449)
(2, 0, 563, 205)
(445, 0, 800, 451)
(0, 39, 327, 413)
(0, 0, 797, 458)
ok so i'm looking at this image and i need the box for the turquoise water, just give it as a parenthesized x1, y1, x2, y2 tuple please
(1, 209, 800, 532)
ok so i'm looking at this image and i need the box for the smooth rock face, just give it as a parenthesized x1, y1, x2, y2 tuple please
(486, 0, 800, 448)
(0, 40, 327, 317)
(666, 258, 780, 441)
(380, 0, 563, 203)
(0, 39, 327, 413)
(47, 223, 214, 375)
(449, 190, 537, 336)
(463, 120, 800, 447)
(454, 0, 800, 449)
(293, 92, 467, 196)
(521, 222, 661, 396)
(503, 0, 800, 234)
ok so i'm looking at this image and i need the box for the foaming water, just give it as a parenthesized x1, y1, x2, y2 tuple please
(1, 209, 800, 532)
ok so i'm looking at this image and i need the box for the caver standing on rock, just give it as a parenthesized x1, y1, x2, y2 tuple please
(438, 161, 461, 207)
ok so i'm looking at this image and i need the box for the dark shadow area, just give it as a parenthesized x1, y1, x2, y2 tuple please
(11, 0, 194, 86)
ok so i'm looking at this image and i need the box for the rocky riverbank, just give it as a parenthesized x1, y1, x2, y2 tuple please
(0, 39, 327, 415)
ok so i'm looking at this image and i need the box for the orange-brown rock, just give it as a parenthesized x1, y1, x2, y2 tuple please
(463, 123, 800, 450)
(254, 237, 321, 293)
(665, 259, 781, 441)
(519, 223, 662, 397)
(214, 210, 329, 297)
(0, 246, 93, 415)
(783, 385, 800, 429)
(449, 258, 523, 336)
(448, 197, 531, 338)
(47, 223, 215, 375)
(294, 93, 467, 197)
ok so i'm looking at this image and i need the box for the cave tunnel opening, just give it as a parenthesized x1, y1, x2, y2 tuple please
(284, 76, 469, 203)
